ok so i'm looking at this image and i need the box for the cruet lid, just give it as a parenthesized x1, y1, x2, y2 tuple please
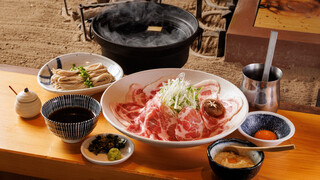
(16, 88, 39, 103)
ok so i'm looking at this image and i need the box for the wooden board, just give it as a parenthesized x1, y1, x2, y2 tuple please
(225, 0, 320, 69)
(255, 0, 320, 34)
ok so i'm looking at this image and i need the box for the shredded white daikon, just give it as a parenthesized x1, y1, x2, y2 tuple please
(157, 73, 202, 113)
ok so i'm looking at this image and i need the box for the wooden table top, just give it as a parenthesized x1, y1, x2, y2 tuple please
(0, 68, 320, 179)
(255, 0, 320, 34)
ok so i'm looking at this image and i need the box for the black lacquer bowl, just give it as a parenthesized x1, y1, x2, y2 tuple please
(207, 138, 264, 180)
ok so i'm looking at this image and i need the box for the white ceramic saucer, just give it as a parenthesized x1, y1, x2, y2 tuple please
(80, 133, 134, 165)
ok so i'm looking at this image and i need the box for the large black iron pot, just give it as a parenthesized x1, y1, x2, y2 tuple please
(91, 1, 202, 74)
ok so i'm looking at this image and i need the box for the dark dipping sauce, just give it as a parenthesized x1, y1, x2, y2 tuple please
(48, 107, 94, 123)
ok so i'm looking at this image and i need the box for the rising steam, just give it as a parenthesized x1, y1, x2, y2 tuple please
(94, 2, 195, 47)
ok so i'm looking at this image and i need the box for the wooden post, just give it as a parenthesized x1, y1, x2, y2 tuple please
(63, 0, 69, 15)
(196, 0, 202, 19)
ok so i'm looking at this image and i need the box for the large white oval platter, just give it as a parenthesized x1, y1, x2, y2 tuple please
(37, 52, 123, 95)
(101, 68, 249, 148)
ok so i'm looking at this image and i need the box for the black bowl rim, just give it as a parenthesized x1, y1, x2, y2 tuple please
(41, 94, 101, 125)
(207, 138, 265, 170)
(91, 1, 200, 50)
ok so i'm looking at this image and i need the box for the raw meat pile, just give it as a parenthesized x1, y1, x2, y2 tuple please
(111, 74, 243, 141)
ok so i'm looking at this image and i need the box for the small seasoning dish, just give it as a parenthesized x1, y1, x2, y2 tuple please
(81, 133, 134, 165)
(238, 111, 295, 147)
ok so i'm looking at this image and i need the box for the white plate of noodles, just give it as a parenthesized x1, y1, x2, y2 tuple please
(37, 52, 123, 95)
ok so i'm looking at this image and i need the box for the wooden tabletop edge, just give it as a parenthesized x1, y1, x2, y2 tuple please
(0, 64, 39, 75)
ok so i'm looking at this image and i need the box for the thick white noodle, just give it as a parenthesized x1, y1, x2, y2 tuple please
(50, 63, 115, 90)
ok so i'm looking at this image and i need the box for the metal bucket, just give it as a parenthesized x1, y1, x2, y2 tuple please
(240, 63, 283, 112)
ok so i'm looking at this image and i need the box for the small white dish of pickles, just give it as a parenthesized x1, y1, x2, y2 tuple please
(80, 133, 134, 165)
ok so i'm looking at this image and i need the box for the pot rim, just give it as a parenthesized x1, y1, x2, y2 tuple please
(91, 1, 200, 50)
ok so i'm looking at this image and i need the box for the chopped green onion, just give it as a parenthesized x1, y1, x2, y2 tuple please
(157, 73, 202, 113)
(70, 64, 93, 88)
(70, 64, 78, 71)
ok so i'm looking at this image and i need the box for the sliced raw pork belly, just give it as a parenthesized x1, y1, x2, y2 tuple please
(176, 107, 204, 141)
(142, 76, 174, 100)
(111, 83, 146, 126)
(194, 79, 220, 103)
(200, 96, 243, 136)
(125, 83, 148, 106)
(111, 75, 243, 142)
(110, 102, 144, 127)
(127, 96, 178, 141)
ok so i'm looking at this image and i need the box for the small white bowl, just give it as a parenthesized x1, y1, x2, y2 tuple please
(238, 111, 295, 147)
(80, 133, 134, 165)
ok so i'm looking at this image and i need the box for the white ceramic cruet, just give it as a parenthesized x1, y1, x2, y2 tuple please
(15, 88, 42, 118)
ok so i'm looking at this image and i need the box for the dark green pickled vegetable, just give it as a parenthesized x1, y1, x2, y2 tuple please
(88, 134, 127, 155)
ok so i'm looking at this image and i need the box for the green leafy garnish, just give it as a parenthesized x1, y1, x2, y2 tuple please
(70, 64, 78, 71)
(70, 64, 93, 88)
(157, 73, 202, 113)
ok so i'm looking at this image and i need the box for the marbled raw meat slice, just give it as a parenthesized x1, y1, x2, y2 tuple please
(200, 96, 243, 136)
(126, 96, 160, 138)
(126, 96, 178, 141)
(143, 96, 178, 141)
(125, 83, 148, 106)
(194, 79, 220, 103)
(110, 102, 144, 127)
(143, 75, 175, 100)
(158, 102, 178, 141)
(111, 83, 146, 127)
(175, 107, 204, 141)
(126, 108, 148, 137)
